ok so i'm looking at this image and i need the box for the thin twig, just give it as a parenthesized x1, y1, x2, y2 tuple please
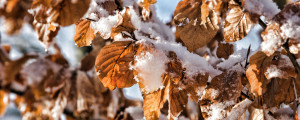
(282, 38, 300, 77)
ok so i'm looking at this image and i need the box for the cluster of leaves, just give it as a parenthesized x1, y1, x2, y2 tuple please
(0, 0, 300, 120)
(0, 41, 142, 119)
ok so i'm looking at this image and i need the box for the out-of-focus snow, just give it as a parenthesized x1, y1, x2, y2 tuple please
(243, 0, 280, 19)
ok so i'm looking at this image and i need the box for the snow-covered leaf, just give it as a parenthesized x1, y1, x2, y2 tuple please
(200, 70, 243, 119)
(246, 51, 296, 96)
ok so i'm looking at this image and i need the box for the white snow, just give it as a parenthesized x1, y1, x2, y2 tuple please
(0, 0, 7, 9)
(131, 47, 168, 93)
(243, 0, 280, 19)
(265, 55, 295, 79)
(217, 48, 248, 70)
(91, 14, 119, 39)
(202, 100, 235, 120)
(280, 12, 300, 41)
(82, 0, 110, 20)
(261, 21, 284, 56)
(225, 99, 253, 120)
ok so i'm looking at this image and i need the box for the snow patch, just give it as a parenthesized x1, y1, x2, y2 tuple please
(243, 0, 280, 19)
(131, 48, 168, 93)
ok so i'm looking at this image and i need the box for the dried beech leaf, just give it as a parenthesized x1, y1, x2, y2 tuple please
(174, 0, 219, 51)
(216, 43, 234, 59)
(246, 51, 296, 96)
(262, 78, 296, 108)
(224, 5, 255, 42)
(74, 19, 96, 47)
(200, 0, 224, 23)
(33, 21, 60, 50)
(80, 52, 97, 71)
(4, 55, 37, 85)
(200, 70, 243, 119)
(0, 90, 9, 117)
(95, 41, 137, 90)
(111, 7, 135, 39)
(142, 89, 167, 120)
(32, 0, 91, 26)
(75, 71, 96, 114)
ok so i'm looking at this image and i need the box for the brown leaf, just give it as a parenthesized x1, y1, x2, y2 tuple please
(33, 20, 60, 50)
(224, 4, 255, 42)
(32, 0, 91, 26)
(246, 51, 296, 96)
(200, 0, 224, 24)
(0, 90, 9, 117)
(262, 78, 296, 108)
(74, 19, 96, 47)
(174, 0, 219, 51)
(80, 52, 97, 71)
(111, 7, 135, 39)
(4, 55, 37, 86)
(200, 70, 243, 119)
(75, 71, 96, 115)
(216, 43, 234, 59)
(95, 41, 137, 90)
(142, 88, 167, 120)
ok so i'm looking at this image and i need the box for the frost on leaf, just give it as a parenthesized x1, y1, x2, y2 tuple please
(216, 43, 234, 59)
(74, 19, 96, 47)
(246, 51, 296, 97)
(200, 70, 243, 120)
(173, 0, 219, 51)
(224, 1, 256, 42)
(0, 90, 9, 117)
(95, 41, 137, 90)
